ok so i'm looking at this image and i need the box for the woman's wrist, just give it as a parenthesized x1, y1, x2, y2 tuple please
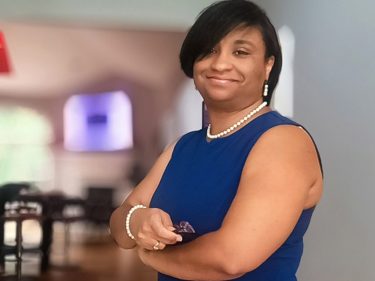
(125, 204, 147, 240)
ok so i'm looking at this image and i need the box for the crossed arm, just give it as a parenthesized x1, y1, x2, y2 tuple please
(112, 125, 323, 280)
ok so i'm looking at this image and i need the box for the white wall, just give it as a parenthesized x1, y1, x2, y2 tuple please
(160, 79, 202, 147)
(54, 148, 133, 205)
(256, 0, 375, 280)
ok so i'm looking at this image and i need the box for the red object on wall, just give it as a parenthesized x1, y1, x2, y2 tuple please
(0, 31, 11, 74)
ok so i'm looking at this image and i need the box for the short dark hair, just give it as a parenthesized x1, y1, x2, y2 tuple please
(179, 0, 282, 104)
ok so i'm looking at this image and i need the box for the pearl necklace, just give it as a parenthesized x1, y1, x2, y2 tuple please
(206, 101, 268, 139)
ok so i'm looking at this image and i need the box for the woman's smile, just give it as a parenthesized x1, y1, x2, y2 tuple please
(206, 75, 240, 85)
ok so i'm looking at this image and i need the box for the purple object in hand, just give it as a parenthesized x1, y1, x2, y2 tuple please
(173, 221, 197, 243)
(173, 221, 195, 233)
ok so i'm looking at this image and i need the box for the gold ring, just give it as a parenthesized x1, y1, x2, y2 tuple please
(153, 241, 160, 250)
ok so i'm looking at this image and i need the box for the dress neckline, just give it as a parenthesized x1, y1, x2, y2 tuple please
(204, 110, 276, 144)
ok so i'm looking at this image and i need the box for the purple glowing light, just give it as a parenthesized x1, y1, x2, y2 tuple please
(64, 91, 133, 151)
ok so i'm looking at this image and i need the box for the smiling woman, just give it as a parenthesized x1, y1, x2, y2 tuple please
(193, 26, 274, 112)
(110, 1, 323, 281)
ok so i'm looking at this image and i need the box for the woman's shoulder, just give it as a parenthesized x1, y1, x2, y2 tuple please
(260, 123, 311, 144)
(242, 110, 304, 143)
(252, 113, 323, 175)
(257, 111, 316, 142)
(257, 111, 313, 151)
(168, 128, 206, 156)
(263, 110, 301, 127)
(260, 111, 323, 176)
(176, 128, 205, 144)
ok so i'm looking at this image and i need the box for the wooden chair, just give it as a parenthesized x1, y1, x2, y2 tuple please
(1, 183, 33, 262)
(46, 194, 84, 262)
(1, 203, 43, 280)
(2, 205, 42, 260)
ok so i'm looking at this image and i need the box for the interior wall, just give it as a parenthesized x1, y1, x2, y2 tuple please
(255, 0, 375, 280)
(0, 81, 186, 200)
(0, 24, 187, 200)
(160, 79, 203, 148)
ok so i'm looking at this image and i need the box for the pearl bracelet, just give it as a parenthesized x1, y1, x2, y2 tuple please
(125, 204, 146, 240)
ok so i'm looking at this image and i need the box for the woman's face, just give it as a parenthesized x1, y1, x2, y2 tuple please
(193, 26, 274, 110)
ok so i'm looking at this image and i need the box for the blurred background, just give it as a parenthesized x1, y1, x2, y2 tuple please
(0, 0, 374, 280)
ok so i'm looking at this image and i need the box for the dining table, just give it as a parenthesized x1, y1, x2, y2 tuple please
(17, 192, 84, 272)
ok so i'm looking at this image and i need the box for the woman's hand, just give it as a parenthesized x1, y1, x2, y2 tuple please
(131, 207, 182, 250)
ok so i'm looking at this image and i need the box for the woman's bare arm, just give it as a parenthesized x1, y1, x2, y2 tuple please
(110, 142, 181, 249)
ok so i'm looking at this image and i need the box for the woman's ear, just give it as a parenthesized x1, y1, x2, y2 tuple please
(265, 56, 275, 80)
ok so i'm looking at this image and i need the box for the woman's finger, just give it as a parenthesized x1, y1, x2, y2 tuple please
(151, 240, 166, 251)
(134, 208, 182, 248)
(139, 239, 166, 251)
(150, 218, 182, 244)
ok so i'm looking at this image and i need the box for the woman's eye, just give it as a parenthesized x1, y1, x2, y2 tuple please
(234, 50, 249, 56)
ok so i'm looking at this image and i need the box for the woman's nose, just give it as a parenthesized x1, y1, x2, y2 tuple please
(210, 52, 233, 72)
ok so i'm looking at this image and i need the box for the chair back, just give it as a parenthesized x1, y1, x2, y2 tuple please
(84, 187, 114, 225)
(0, 183, 31, 212)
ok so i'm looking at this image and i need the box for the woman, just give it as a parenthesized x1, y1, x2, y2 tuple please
(110, 1, 323, 280)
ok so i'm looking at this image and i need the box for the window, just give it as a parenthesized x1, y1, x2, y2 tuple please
(0, 106, 53, 185)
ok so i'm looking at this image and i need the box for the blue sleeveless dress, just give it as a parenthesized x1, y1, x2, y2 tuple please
(150, 111, 321, 281)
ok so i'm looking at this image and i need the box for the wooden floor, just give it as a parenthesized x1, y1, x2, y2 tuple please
(1, 228, 157, 281)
